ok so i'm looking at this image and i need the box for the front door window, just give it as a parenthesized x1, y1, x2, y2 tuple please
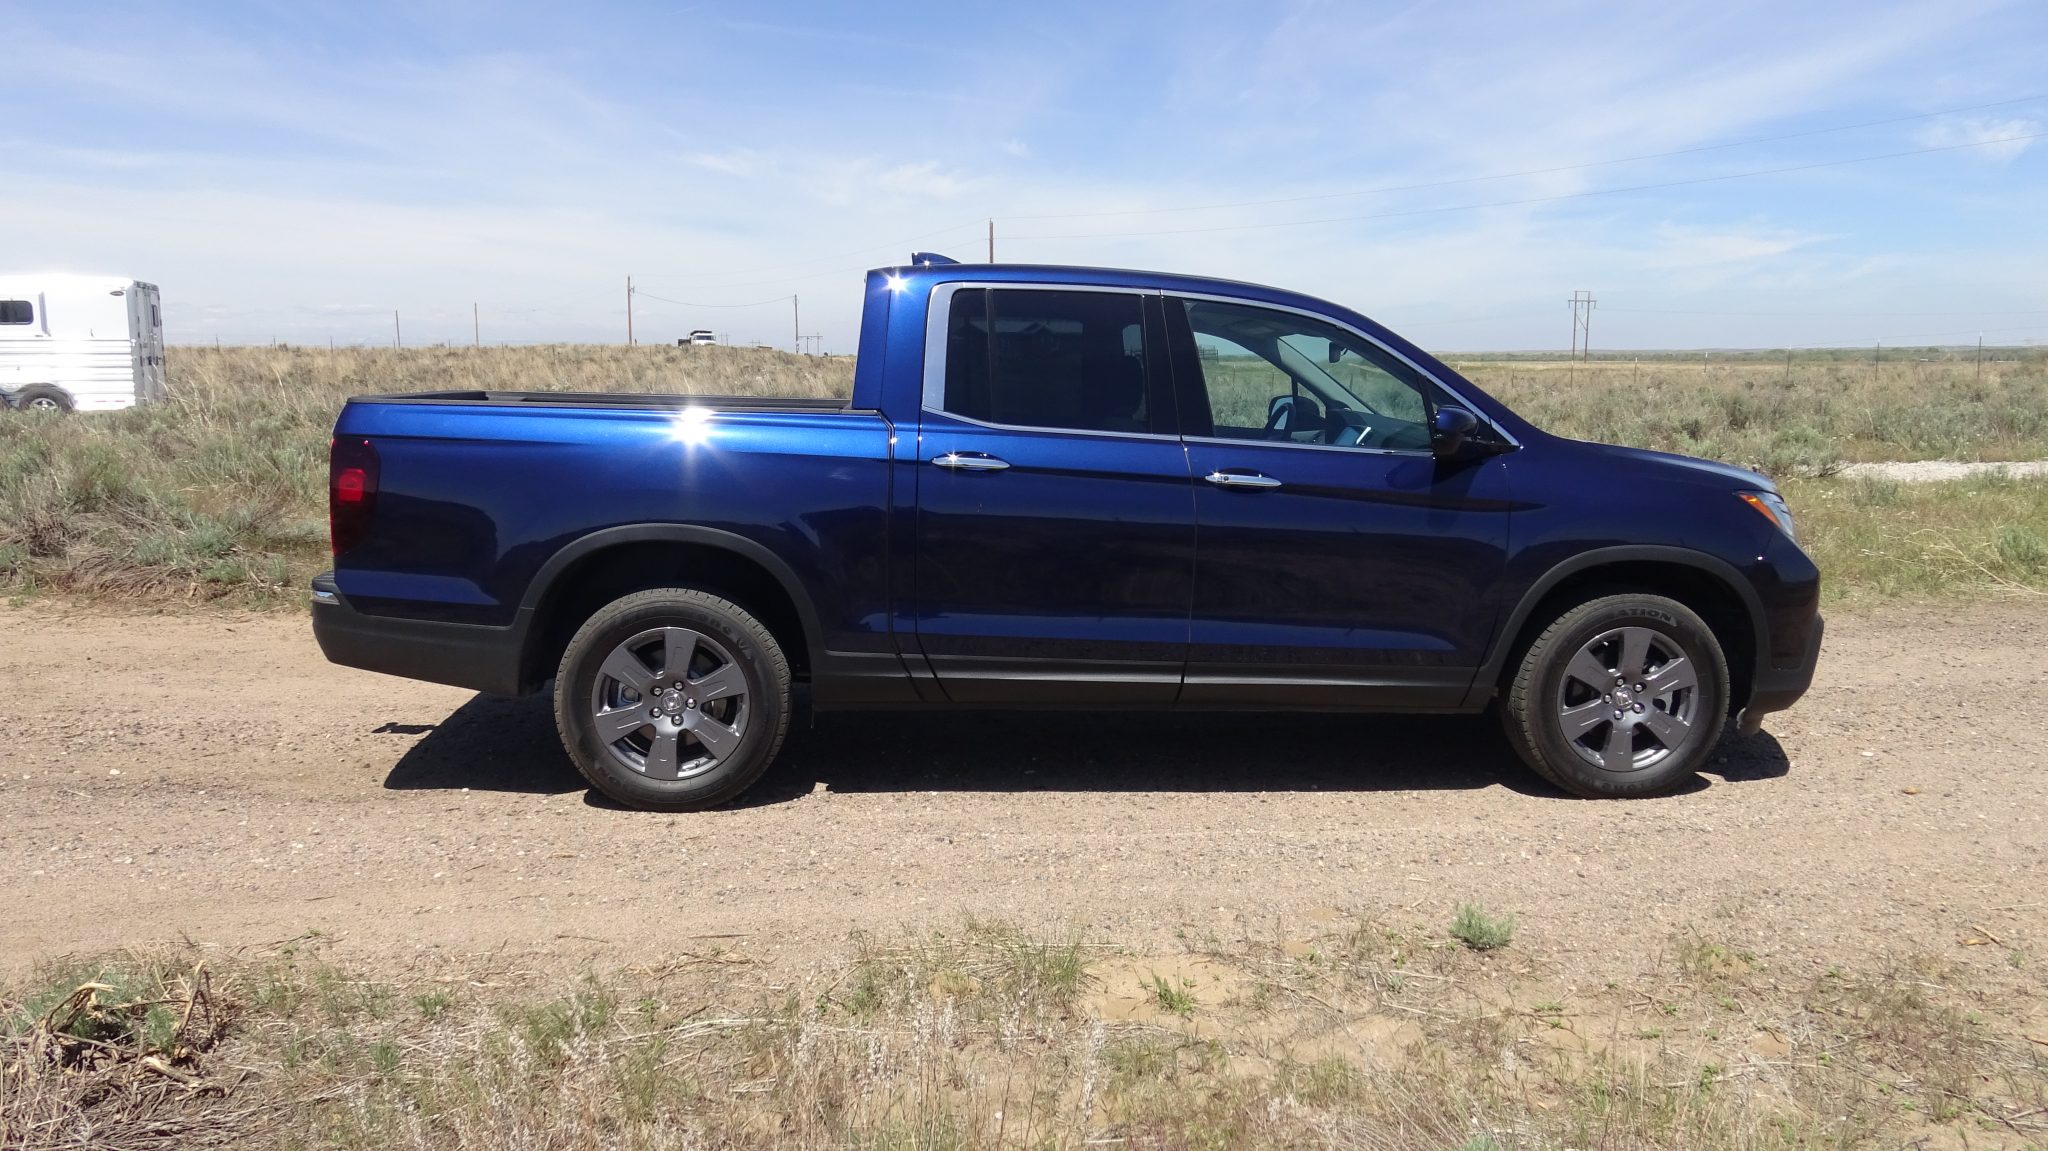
(1179, 298, 1436, 452)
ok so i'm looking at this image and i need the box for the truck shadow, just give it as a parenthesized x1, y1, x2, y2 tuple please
(382, 694, 1791, 806)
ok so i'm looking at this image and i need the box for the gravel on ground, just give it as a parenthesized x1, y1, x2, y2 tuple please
(1838, 460, 2048, 481)
(2, 602, 2042, 987)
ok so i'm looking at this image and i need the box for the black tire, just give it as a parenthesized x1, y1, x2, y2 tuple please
(12, 386, 72, 414)
(1502, 593, 1729, 798)
(554, 588, 790, 811)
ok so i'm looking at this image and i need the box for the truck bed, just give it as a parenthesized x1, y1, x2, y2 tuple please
(351, 390, 858, 412)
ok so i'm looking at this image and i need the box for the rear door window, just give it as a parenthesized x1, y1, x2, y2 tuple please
(940, 289, 1158, 435)
(0, 300, 32, 325)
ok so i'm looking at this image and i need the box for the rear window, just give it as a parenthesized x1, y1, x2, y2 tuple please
(940, 288, 1153, 434)
(0, 300, 31, 325)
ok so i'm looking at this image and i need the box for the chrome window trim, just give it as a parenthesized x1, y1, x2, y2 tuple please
(1182, 434, 1432, 459)
(1168, 289, 1524, 451)
(925, 408, 1185, 443)
(917, 279, 1522, 453)
(920, 281, 1164, 440)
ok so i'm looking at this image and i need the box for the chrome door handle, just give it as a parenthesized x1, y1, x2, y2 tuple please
(932, 452, 1011, 472)
(1204, 470, 1282, 489)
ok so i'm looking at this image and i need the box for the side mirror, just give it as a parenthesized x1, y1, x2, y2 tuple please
(1430, 405, 1479, 458)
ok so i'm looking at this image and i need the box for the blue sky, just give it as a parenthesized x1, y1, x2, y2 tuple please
(7, 0, 2046, 351)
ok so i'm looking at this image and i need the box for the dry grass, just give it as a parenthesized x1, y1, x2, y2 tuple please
(5, 921, 2043, 1150)
(0, 345, 849, 605)
(1, 957, 240, 1149)
(2, 345, 2046, 608)
(1459, 355, 2048, 476)
(1786, 471, 2048, 603)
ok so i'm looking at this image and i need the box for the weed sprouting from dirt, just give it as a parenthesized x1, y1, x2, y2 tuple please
(1450, 903, 1515, 951)
(1142, 972, 1197, 1018)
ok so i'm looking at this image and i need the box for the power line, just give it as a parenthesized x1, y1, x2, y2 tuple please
(1602, 306, 2048, 317)
(1000, 92, 2048, 222)
(1780, 321, 2048, 349)
(1006, 130, 2048, 241)
(633, 220, 984, 285)
(569, 124, 2048, 296)
(632, 290, 797, 308)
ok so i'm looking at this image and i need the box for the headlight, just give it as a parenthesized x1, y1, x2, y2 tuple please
(1738, 490, 1796, 543)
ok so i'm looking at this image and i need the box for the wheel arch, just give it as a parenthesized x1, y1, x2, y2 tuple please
(1473, 546, 1765, 714)
(516, 524, 821, 693)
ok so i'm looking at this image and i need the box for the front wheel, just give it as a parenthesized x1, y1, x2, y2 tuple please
(554, 588, 791, 811)
(1502, 594, 1729, 797)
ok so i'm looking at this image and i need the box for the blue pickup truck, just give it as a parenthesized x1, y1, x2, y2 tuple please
(313, 257, 1821, 809)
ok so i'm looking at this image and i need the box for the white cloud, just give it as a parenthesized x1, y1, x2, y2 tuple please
(1913, 116, 2041, 161)
(689, 151, 768, 177)
(1636, 224, 1829, 270)
(5, 0, 2044, 351)
(874, 160, 970, 200)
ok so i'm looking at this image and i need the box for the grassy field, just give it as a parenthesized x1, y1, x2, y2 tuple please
(0, 345, 849, 605)
(6, 919, 2042, 1151)
(1460, 356, 2048, 475)
(1, 346, 2045, 606)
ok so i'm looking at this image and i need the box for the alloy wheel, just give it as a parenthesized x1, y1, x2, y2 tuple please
(1554, 625, 1701, 772)
(587, 626, 750, 781)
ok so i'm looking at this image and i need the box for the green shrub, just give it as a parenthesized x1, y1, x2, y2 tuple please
(1450, 904, 1515, 951)
(1995, 525, 2048, 571)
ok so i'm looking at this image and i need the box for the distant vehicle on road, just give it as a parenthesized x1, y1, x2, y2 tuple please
(682, 330, 717, 346)
(0, 274, 167, 412)
(312, 256, 1822, 810)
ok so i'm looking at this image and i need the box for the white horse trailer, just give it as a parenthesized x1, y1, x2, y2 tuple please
(0, 275, 167, 412)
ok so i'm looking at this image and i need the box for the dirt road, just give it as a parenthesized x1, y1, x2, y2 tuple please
(3, 602, 2043, 981)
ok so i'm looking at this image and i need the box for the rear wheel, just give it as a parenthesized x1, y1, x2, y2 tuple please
(13, 386, 71, 414)
(1502, 594, 1728, 797)
(554, 588, 790, 811)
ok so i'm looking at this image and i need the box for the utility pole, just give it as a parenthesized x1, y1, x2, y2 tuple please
(394, 310, 401, 349)
(626, 276, 635, 346)
(473, 303, 480, 348)
(988, 218, 996, 262)
(1567, 290, 1596, 361)
(792, 296, 800, 353)
(1978, 333, 1985, 382)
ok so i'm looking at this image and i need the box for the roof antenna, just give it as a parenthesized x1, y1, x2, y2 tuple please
(910, 252, 959, 267)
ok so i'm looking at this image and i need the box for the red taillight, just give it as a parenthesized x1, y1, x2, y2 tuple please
(329, 437, 379, 556)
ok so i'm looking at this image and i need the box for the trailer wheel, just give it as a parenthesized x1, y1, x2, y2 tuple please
(13, 386, 73, 414)
(554, 587, 791, 811)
